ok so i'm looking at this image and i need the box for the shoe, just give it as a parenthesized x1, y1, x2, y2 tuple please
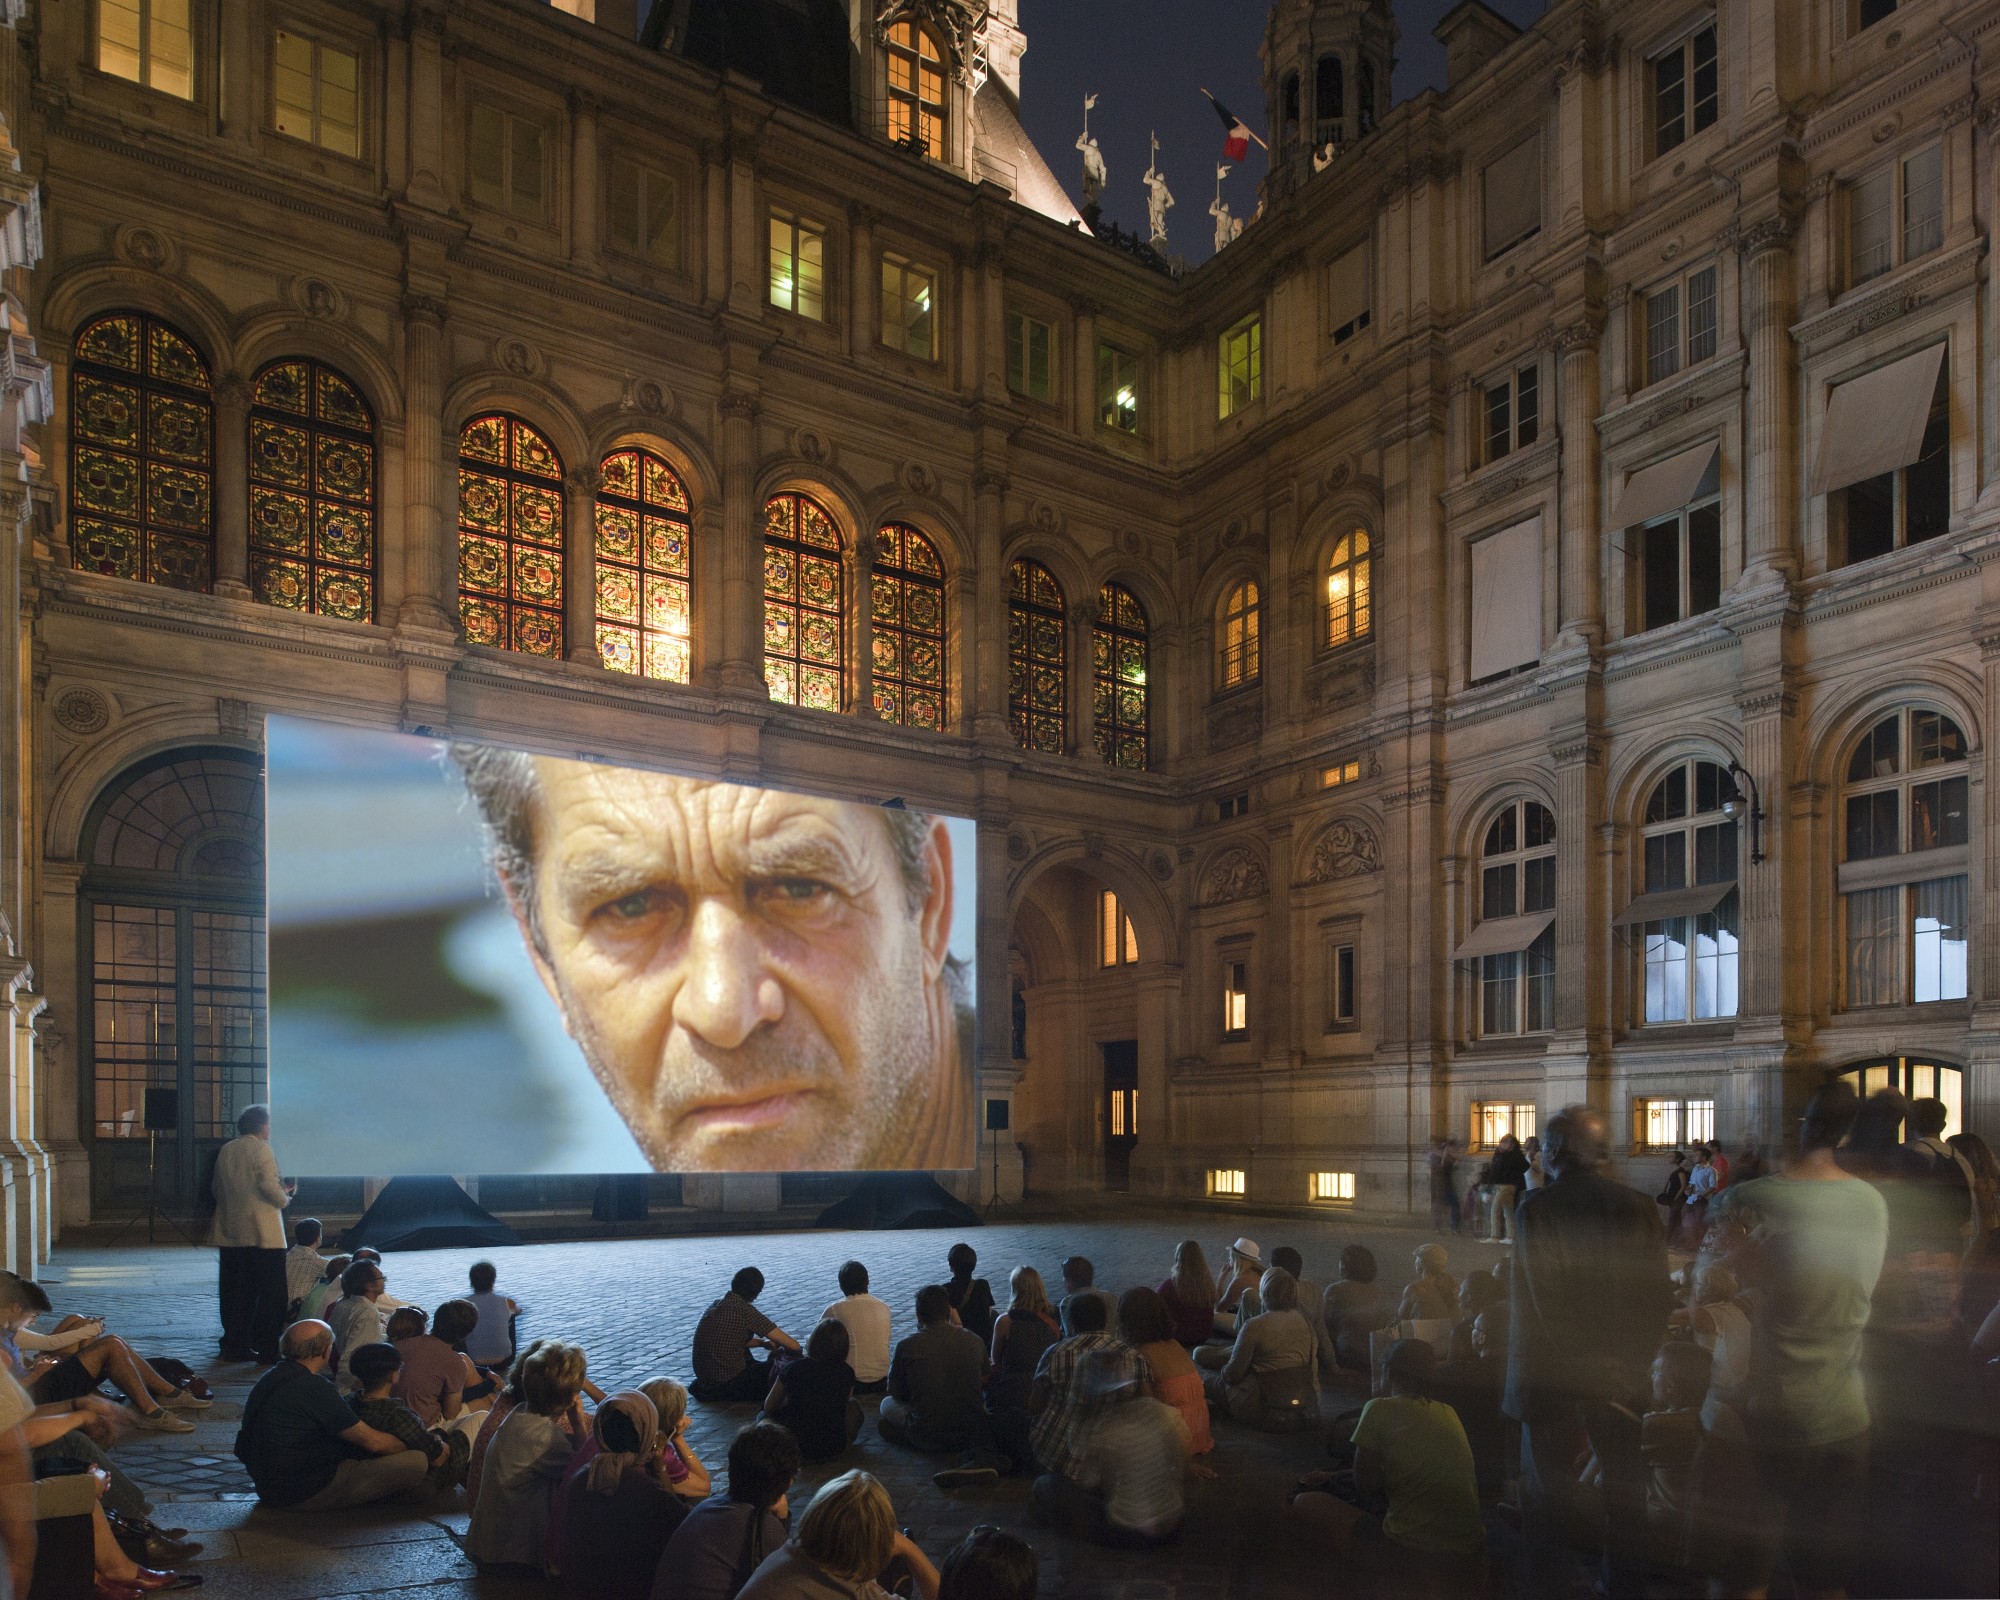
(123, 1570, 202, 1592)
(144, 1536, 203, 1566)
(931, 1465, 1000, 1488)
(160, 1391, 211, 1410)
(131, 1409, 197, 1433)
(93, 1576, 144, 1600)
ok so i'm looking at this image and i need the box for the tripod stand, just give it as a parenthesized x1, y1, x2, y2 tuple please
(981, 1122, 1019, 1217)
(108, 1129, 197, 1246)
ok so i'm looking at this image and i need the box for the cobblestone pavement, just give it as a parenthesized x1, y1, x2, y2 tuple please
(38, 1207, 1512, 1599)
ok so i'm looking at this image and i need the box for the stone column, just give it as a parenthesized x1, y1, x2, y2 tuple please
(569, 92, 600, 269)
(397, 294, 453, 631)
(971, 468, 1009, 740)
(1554, 323, 1602, 644)
(712, 392, 766, 695)
(1549, 728, 1606, 1109)
(564, 469, 600, 665)
(1071, 599, 1098, 760)
(851, 530, 876, 717)
(217, 1, 254, 143)
(1740, 220, 1799, 583)
(1071, 299, 1097, 437)
(1130, 963, 1181, 1196)
(404, 14, 448, 211)
(212, 378, 251, 599)
(847, 204, 876, 354)
(1262, 822, 1295, 1066)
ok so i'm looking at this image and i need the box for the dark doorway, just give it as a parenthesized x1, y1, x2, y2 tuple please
(1102, 1040, 1138, 1190)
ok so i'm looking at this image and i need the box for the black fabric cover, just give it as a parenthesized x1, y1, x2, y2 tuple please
(813, 1174, 981, 1231)
(340, 1177, 519, 1253)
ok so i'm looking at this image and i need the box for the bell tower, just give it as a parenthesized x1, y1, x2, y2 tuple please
(1261, 0, 1397, 174)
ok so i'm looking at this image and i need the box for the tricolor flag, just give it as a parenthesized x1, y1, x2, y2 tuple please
(1210, 95, 1251, 162)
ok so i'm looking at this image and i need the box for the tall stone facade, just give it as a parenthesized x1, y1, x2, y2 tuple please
(8, 0, 1998, 1252)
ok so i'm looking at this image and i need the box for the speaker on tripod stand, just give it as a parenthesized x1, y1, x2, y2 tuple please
(981, 1097, 1018, 1214)
(109, 1088, 196, 1246)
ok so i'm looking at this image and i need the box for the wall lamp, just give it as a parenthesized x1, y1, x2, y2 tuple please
(1721, 761, 1766, 865)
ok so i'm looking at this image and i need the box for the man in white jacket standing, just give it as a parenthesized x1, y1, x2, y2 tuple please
(212, 1105, 293, 1363)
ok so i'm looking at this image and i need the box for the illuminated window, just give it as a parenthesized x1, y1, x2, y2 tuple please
(769, 210, 827, 320)
(1328, 943, 1356, 1025)
(1216, 579, 1260, 690)
(1098, 344, 1140, 433)
(1007, 311, 1054, 402)
(457, 415, 565, 657)
(881, 254, 938, 360)
(247, 359, 375, 621)
(69, 312, 214, 592)
(1093, 582, 1150, 771)
(885, 21, 946, 158)
(1218, 316, 1263, 419)
(1109, 1086, 1138, 1137)
(97, 0, 192, 99)
(467, 104, 548, 221)
(1836, 1056, 1961, 1138)
(1324, 530, 1373, 648)
(871, 523, 947, 730)
(1322, 760, 1362, 789)
(762, 492, 845, 711)
(1634, 1097, 1716, 1150)
(1208, 1168, 1246, 1198)
(1098, 890, 1138, 968)
(606, 155, 679, 268)
(594, 447, 692, 683)
(1651, 22, 1717, 158)
(1223, 960, 1249, 1036)
(1474, 800, 1557, 1036)
(273, 30, 359, 158)
(1008, 559, 1066, 754)
(1842, 710, 1969, 1007)
(1310, 1171, 1355, 1204)
(1471, 1101, 1538, 1150)
(1639, 762, 1740, 1023)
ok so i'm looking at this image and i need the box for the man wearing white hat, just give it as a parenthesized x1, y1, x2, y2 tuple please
(1196, 1239, 1265, 1364)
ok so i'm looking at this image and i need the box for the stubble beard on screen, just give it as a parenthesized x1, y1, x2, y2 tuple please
(560, 944, 939, 1173)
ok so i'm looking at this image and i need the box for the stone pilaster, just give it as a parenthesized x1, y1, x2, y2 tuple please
(396, 292, 452, 632)
(1741, 219, 1799, 584)
(713, 391, 767, 695)
(564, 468, 601, 666)
(1554, 321, 1602, 644)
(569, 92, 599, 269)
(212, 378, 252, 599)
(971, 468, 1009, 740)
(1550, 722, 1606, 1108)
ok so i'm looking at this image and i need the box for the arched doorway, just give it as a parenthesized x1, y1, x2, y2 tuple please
(81, 748, 265, 1215)
(1835, 1055, 1963, 1138)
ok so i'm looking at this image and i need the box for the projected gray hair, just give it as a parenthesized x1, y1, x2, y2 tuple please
(447, 743, 944, 949)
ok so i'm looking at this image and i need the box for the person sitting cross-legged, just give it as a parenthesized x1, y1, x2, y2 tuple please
(1202, 1267, 1318, 1430)
(233, 1320, 431, 1510)
(347, 1341, 466, 1498)
(651, 1420, 801, 1600)
(1032, 1347, 1201, 1548)
(0, 1279, 199, 1438)
(325, 1259, 391, 1389)
(880, 1286, 1006, 1487)
(393, 1300, 490, 1431)
(285, 1218, 328, 1321)
(1397, 1245, 1457, 1324)
(1321, 1246, 1394, 1378)
(466, 1339, 591, 1573)
(691, 1268, 800, 1405)
(738, 1469, 942, 1600)
(638, 1377, 712, 1500)
(763, 1319, 862, 1464)
(299, 1256, 351, 1325)
(1027, 1293, 1144, 1488)
(937, 1526, 1039, 1600)
(559, 1390, 690, 1600)
(823, 1261, 893, 1395)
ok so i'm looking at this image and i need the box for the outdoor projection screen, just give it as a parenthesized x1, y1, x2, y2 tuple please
(266, 716, 978, 1176)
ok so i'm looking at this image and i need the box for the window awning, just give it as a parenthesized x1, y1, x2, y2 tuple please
(1612, 879, 1737, 928)
(1469, 516, 1543, 682)
(1453, 910, 1556, 961)
(1329, 242, 1370, 333)
(1609, 441, 1719, 530)
(1837, 845, 1970, 896)
(1808, 343, 1947, 498)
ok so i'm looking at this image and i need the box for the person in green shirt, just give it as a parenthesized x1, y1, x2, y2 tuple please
(1289, 1339, 1484, 1584)
(1707, 1078, 1886, 1598)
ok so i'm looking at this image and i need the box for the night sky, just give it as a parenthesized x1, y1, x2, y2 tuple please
(1016, 0, 1546, 261)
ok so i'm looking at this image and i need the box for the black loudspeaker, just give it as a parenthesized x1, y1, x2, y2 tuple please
(142, 1088, 179, 1132)
(985, 1098, 1010, 1132)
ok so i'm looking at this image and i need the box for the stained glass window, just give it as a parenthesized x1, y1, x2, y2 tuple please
(70, 312, 214, 592)
(1094, 582, 1150, 770)
(763, 491, 844, 710)
(1008, 559, 1065, 754)
(595, 447, 692, 683)
(457, 414, 565, 658)
(247, 359, 375, 621)
(1326, 529, 1373, 647)
(871, 523, 946, 730)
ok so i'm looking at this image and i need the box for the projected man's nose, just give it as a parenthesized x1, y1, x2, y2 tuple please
(673, 898, 784, 1050)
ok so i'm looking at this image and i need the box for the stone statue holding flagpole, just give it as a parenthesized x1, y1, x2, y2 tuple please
(1211, 163, 1242, 253)
(1076, 94, 1107, 206)
(1142, 133, 1173, 250)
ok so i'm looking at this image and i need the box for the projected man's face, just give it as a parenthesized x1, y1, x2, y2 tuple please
(512, 762, 964, 1172)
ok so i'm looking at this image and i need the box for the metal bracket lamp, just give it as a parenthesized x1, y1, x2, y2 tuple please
(1721, 760, 1766, 864)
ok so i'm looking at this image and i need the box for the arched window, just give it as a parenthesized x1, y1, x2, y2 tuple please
(1358, 59, 1377, 135)
(1316, 55, 1344, 144)
(247, 359, 375, 620)
(457, 414, 565, 658)
(885, 21, 945, 159)
(1094, 583, 1150, 770)
(70, 312, 213, 591)
(763, 491, 845, 709)
(1217, 578, 1260, 689)
(1281, 71, 1301, 142)
(1470, 800, 1555, 1036)
(1008, 558, 1066, 754)
(871, 523, 946, 730)
(1325, 529, 1373, 648)
(1842, 709, 1969, 1006)
(1636, 760, 1740, 1022)
(82, 749, 265, 1215)
(594, 446, 692, 683)
(1837, 1056, 1963, 1137)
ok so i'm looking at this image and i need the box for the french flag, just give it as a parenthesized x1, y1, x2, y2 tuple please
(1211, 95, 1251, 162)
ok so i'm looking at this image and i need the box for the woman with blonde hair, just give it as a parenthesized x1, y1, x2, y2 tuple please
(1396, 1243, 1457, 1323)
(466, 1339, 589, 1572)
(739, 1469, 941, 1598)
(1157, 1239, 1216, 1348)
(637, 1375, 712, 1499)
(987, 1266, 1062, 1472)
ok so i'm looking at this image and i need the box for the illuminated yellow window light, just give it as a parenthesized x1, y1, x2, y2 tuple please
(769, 211, 827, 321)
(100, 0, 192, 100)
(1110, 1088, 1138, 1137)
(1223, 961, 1249, 1033)
(886, 21, 946, 159)
(1099, 890, 1138, 968)
(1208, 1168, 1246, 1198)
(1325, 529, 1372, 646)
(881, 254, 938, 360)
(1310, 1171, 1356, 1203)
(1322, 759, 1362, 789)
(274, 30, 359, 158)
(1473, 1101, 1538, 1149)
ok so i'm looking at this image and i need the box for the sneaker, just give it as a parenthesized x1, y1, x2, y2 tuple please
(931, 1465, 999, 1489)
(160, 1391, 211, 1410)
(131, 1409, 196, 1433)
